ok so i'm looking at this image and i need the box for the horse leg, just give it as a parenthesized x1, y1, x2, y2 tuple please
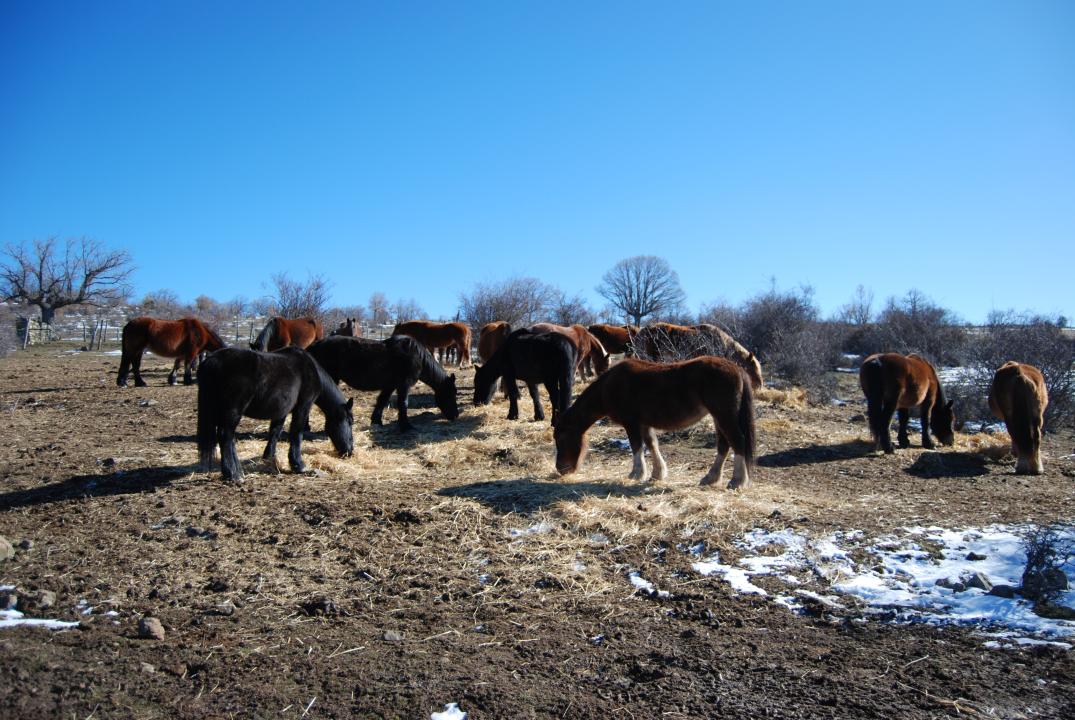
(878, 401, 897, 453)
(396, 383, 413, 432)
(527, 382, 545, 422)
(918, 401, 936, 449)
(167, 358, 181, 385)
(729, 452, 751, 490)
(117, 349, 132, 386)
(896, 408, 911, 448)
(700, 435, 730, 487)
(287, 406, 311, 473)
(132, 350, 148, 387)
(505, 371, 521, 420)
(624, 423, 647, 481)
(642, 427, 667, 482)
(371, 388, 393, 426)
(262, 417, 285, 472)
(182, 352, 196, 385)
(218, 412, 244, 482)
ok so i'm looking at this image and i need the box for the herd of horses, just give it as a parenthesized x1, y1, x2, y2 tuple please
(114, 315, 1052, 485)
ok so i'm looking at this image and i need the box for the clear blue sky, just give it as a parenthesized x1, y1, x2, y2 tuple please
(2, 1, 1073, 323)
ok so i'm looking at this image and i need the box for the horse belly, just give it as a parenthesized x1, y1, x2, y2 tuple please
(245, 389, 301, 420)
(897, 382, 928, 409)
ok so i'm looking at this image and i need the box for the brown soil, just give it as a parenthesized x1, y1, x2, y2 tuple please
(1, 346, 1073, 719)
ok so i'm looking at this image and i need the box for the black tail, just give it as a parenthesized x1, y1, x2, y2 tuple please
(116, 321, 134, 386)
(860, 357, 886, 444)
(1007, 374, 1038, 459)
(251, 319, 275, 351)
(196, 364, 217, 469)
(737, 378, 757, 467)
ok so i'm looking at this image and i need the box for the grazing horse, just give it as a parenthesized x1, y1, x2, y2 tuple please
(474, 329, 576, 424)
(631, 322, 763, 389)
(989, 361, 1048, 475)
(859, 353, 955, 453)
(587, 324, 638, 356)
(530, 323, 610, 379)
(307, 335, 459, 432)
(250, 316, 325, 351)
(554, 356, 757, 489)
(117, 317, 226, 387)
(197, 347, 354, 482)
(478, 321, 512, 362)
(391, 320, 472, 367)
(330, 318, 361, 337)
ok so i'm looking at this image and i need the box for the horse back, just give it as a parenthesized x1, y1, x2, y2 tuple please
(861, 353, 938, 408)
(989, 361, 1047, 421)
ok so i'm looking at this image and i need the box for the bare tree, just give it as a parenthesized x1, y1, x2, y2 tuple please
(368, 292, 390, 326)
(457, 276, 557, 328)
(596, 255, 686, 327)
(139, 289, 184, 317)
(549, 291, 595, 326)
(838, 284, 874, 326)
(1, 237, 134, 324)
(268, 272, 331, 318)
(391, 298, 426, 322)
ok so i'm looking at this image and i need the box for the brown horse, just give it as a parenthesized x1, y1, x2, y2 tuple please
(587, 324, 638, 355)
(554, 356, 757, 489)
(478, 321, 512, 362)
(330, 317, 361, 337)
(631, 322, 763, 389)
(117, 317, 226, 387)
(988, 361, 1048, 474)
(859, 353, 955, 453)
(251, 317, 324, 351)
(392, 321, 472, 367)
(530, 323, 610, 378)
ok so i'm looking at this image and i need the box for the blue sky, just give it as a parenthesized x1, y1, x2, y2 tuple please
(2, 1, 1073, 322)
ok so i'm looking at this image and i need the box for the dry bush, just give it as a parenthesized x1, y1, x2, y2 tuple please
(851, 289, 968, 366)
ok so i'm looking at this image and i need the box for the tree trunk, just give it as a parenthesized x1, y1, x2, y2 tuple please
(40, 305, 56, 325)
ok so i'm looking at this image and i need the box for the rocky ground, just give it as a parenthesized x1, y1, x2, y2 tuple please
(1, 346, 1074, 719)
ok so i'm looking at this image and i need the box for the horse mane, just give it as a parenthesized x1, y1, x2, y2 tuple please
(251, 318, 278, 351)
(416, 341, 451, 389)
(312, 359, 347, 410)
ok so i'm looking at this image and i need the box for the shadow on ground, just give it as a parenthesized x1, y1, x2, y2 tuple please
(904, 451, 990, 479)
(369, 414, 483, 449)
(438, 475, 663, 514)
(759, 439, 876, 468)
(0, 465, 199, 510)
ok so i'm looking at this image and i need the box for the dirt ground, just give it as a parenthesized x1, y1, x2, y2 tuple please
(1, 345, 1074, 719)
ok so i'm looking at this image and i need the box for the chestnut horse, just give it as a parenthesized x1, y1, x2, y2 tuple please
(392, 321, 472, 367)
(587, 324, 638, 355)
(330, 317, 361, 337)
(478, 321, 512, 362)
(117, 317, 226, 387)
(631, 322, 763, 389)
(988, 361, 1048, 474)
(530, 323, 610, 378)
(859, 353, 955, 453)
(251, 317, 324, 351)
(554, 356, 757, 489)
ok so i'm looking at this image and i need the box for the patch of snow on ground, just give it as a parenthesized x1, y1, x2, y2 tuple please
(508, 521, 555, 538)
(431, 702, 467, 720)
(628, 572, 671, 599)
(0, 609, 79, 631)
(690, 525, 1075, 643)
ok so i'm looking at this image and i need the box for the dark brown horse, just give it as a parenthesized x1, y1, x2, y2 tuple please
(251, 317, 325, 351)
(392, 321, 472, 367)
(554, 356, 756, 489)
(117, 317, 226, 387)
(530, 323, 610, 378)
(330, 318, 361, 337)
(989, 361, 1048, 474)
(587, 324, 638, 355)
(859, 353, 955, 453)
(631, 322, 763, 389)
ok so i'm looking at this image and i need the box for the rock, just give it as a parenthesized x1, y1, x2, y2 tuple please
(17, 539, 33, 551)
(212, 601, 236, 617)
(1, 592, 18, 610)
(936, 577, 966, 592)
(1033, 602, 1075, 621)
(299, 596, 340, 617)
(138, 616, 166, 641)
(1022, 568, 1070, 600)
(848, 413, 866, 423)
(138, 399, 158, 407)
(988, 584, 1018, 599)
(140, 662, 156, 674)
(20, 589, 56, 612)
(965, 552, 987, 561)
(100, 458, 116, 468)
(382, 629, 404, 643)
(963, 571, 993, 592)
(0, 536, 14, 561)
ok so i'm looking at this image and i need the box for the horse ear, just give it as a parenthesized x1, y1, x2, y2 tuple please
(345, 398, 354, 410)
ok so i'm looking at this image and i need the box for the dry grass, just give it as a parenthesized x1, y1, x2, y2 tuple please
(756, 386, 808, 409)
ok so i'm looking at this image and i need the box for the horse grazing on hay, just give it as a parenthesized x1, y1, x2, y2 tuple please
(988, 361, 1048, 475)
(631, 323, 763, 389)
(197, 347, 354, 482)
(530, 323, 610, 379)
(554, 357, 757, 489)
(587, 324, 638, 356)
(859, 353, 955, 454)
(392, 320, 472, 367)
(474, 329, 577, 425)
(117, 317, 227, 387)
(307, 335, 458, 432)
(330, 318, 361, 337)
(251, 317, 324, 351)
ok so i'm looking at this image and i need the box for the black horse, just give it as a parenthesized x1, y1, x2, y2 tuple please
(306, 335, 459, 432)
(473, 329, 577, 424)
(197, 347, 354, 482)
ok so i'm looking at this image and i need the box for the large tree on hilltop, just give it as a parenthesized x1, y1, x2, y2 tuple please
(596, 255, 686, 327)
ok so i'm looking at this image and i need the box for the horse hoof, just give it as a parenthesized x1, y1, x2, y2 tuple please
(135, 380, 148, 387)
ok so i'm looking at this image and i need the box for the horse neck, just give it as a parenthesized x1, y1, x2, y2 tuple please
(313, 365, 346, 416)
(252, 320, 275, 350)
(562, 377, 607, 432)
(418, 346, 449, 388)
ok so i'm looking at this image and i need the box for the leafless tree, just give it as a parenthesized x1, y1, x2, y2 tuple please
(596, 255, 686, 327)
(268, 272, 331, 319)
(391, 298, 426, 323)
(457, 276, 557, 328)
(139, 289, 185, 318)
(838, 284, 874, 326)
(0, 237, 134, 324)
(549, 291, 595, 326)
(368, 292, 390, 326)
(697, 300, 741, 336)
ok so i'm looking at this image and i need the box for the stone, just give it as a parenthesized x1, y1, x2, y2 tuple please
(963, 571, 993, 592)
(0, 536, 14, 561)
(988, 584, 1018, 599)
(1033, 602, 1075, 621)
(1022, 568, 1070, 600)
(140, 662, 156, 674)
(138, 399, 158, 407)
(965, 552, 987, 561)
(935, 577, 966, 592)
(138, 616, 166, 641)
(1, 592, 18, 610)
(382, 629, 404, 643)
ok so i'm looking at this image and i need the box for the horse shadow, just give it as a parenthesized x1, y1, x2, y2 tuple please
(904, 451, 990, 479)
(368, 413, 483, 449)
(0, 464, 198, 511)
(758, 439, 876, 468)
(438, 475, 659, 514)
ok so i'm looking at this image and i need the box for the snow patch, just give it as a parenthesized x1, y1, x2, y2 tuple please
(0, 609, 79, 631)
(431, 702, 467, 720)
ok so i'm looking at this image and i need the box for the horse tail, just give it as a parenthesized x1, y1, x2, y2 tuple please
(1007, 373, 1038, 459)
(117, 319, 138, 385)
(196, 359, 218, 469)
(560, 340, 577, 414)
(737, 375, 757, 468)
(203, 324, 226, 352)
(251, 318, 275, 351)
(860, 356, 889, 444)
